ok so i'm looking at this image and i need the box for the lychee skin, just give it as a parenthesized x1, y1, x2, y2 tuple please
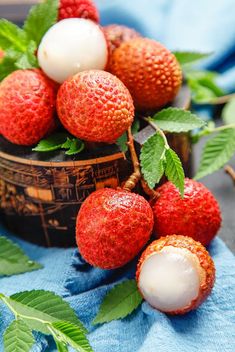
(103, 24, 141, 55)
(76, 188, 154, 269)
(109, 38, 182, 110)
(152, 178, 221, 246)
(59, 0, 99, 23)
(136, 235, 215, 315)
(0, 69, 57, 146)
(57, 70, 134, 143)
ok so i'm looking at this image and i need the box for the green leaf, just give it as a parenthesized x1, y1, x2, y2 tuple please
(54, 340, 69, 352)
(140, 133, 166, 189)
(93, 280, 142, 325)
(15, 41, 39, 69)
(151, 107, 205, 132)
(4, 319, 35, 352)
(32, 133, 69, 152)
(117, 119, 140, 152)
(0, 236, 42, 276)
(0, 55, 17, 81)
(51, 321, 93, 352)
(173, 51, 212, 65)
(195, 128, 235, 180)
(222, 98, 235, 125)
(0, 19, 28, 52)
(23, 0, 59, 46)
(165, 148, 185, 197)
(63, 138, 85, 155)
(185, 70, 224, 104)
(1, 290, 87, 335)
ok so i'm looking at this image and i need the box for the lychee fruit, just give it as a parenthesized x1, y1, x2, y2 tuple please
(0, 69, 57, 146)
(59, 0, 99, 23)
(0, 49, 4, 61)
(38, 18, 108, 83)
(76, 188, 154, 269)
(103, 24, 141, 55)
(109, 38, 182, 110)
(152, 178, 221, 246)
(57, 70, 134, 143)
(136, 235, 215, 314)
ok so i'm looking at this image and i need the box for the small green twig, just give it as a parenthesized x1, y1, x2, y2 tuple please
(143, 117, 170, 149)
(206, 93, 235, 105)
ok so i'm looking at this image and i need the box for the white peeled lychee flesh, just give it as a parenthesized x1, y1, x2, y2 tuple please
(138, 246, 204, 313)
(38, 18, 108, 83)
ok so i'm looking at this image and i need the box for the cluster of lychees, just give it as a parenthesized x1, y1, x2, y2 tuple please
(0, 0, 221, 315)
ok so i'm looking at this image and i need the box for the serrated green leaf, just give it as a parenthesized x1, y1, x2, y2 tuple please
(51, 321, 93, 352)
(32, 133, 69, 152)
(0, 19, 28, 52)
(117, 119, 140, 152)
(185, 70, 224, 104)
(15, 41, 39, 69)
(222, 98, 235, 125)
(64, 138, 85, 155)
(140, 133, 166, 189)
(4, 319, 35, 352)
(0, 55, 17, 81)
(173, 51, 212, 65)
(55, 340, 69, 352)
(195, 128, 235, 180)
(165, 148, 185, 197)
(151, 107, 205, 132)
(1, 290, 87, 335)
(93, 280, 142, 325)
(23, 0, 59, 46)
(0, 236, 42, 276)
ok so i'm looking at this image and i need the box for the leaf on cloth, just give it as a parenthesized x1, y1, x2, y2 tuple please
(4, 319, 35, 352)
(1, 290, 87, 335)
(222, 98, 235, 125)
(51, 321, 93, 352)
(0, 236, 42, 276)
(173, 51, 212, 65)
(93, 280, 143, 325)
(195, 128, 235, 180)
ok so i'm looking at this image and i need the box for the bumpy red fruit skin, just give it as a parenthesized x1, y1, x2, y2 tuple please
(0, 69, 57, 146)
(57, 70, 134, 143)
(76, 188, 154, 269)
(109, 38, 182, 110)
(136, 235, 216, 315)
(59, 0, 99, 22)
(103, 24, 141, 55)
(152, 178, 221, 246)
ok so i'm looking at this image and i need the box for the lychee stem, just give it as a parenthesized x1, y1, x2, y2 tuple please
(143, 117, 170, 149)
(123, 127, 159, 199)
(225, 164, 235, 185)
(123, 127, 141, 191)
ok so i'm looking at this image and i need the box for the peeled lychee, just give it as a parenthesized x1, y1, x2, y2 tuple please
(38, 18, 108, 83)
(136, 235, 215, 314)
(0, 69, 57, 146)
(57, 70, 134, 143)
(59, 0, 99, 23)
(152, 178, 221, 246)
(109, 38, 182, 110)
(76, 188, 154, 269)
(103, 24, 141, 55)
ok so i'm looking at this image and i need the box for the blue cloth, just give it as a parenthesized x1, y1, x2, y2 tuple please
(1, 1, 235, 351)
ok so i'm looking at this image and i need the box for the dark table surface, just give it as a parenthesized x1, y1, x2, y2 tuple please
(194, 136, 235, 254)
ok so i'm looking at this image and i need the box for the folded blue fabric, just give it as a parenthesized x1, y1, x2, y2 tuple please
(1, 1, 235, 351)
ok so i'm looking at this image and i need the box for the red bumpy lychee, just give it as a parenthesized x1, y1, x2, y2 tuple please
(57, 70, 134, 143)
(109, 38, 182, 110)
(59, 0, 99, 23)
(76, 188, 154, 269)
(136, 235, 215, 314)
(0, 69, 57, 146)
(152, 178, 221, 246)
(103, 24, 141, 55)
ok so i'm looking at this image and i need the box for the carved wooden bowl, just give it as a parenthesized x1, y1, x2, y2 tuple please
(0, 86, 191, 247)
